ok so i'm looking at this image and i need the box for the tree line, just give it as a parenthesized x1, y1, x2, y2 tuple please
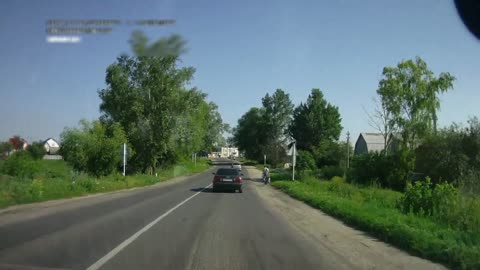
(232, 87, 347, 179)
(233, 56, 479, 192)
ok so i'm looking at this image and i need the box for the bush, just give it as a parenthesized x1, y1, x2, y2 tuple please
(398, 177, 435, 216)
(60, 120, 131, 177)
(0, 152, 41, 179)
(350, 149, 414, 191)
(26, 141, 46, 160)
(296, 150, 316, 173)
(319, 165, 344, 179)
(415, 129, 468, 184)
(273, 180, 480, 269)
(397, 178, 480, 232)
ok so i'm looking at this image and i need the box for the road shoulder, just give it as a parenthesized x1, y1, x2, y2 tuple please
(245, 166, 446, 270)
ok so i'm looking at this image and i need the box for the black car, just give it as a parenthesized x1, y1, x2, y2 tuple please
(212, 168, 243, 193)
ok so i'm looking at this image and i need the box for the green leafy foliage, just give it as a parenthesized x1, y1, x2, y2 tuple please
(296, 150, 316, 174)
(350, 149, 414, 191)
(26, 141, 46, 160)
(233, 89, 293, 165)
(272, 179, 480, 270)
(415, 118, 480, 190)
(98, 55, 226, 173)
(289, 89, 342, 150)
(377, 56, 455, 149)
(398, 178, 480, 233)
(0, 141, 13, 157)
(319, 165, 344, 180)
(0, 158, 210, 208)
(0, 151, 40, 179)
(60, 120, 129, 177)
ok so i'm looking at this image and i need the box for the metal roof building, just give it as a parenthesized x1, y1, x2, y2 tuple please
(354, 133, 398, 155)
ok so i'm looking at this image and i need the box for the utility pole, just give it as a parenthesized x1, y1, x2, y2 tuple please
(347, 131, 350, 169)
(345, 132, 350, 179)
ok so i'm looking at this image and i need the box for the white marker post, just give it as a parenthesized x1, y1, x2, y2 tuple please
(292, 141, 296, 181)
(123, 143, 127, 176)
(264, 154, 266, 167)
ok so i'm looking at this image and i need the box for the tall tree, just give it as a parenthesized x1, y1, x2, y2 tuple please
(203, 102, 230, 152)
(98, 55, 195, 173)
(232, 107, 265, 161)
(261, 89, 294, 165)
(377, 57, 455, 150)
(289, 89, 342, 151)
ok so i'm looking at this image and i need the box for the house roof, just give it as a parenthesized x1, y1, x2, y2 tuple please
(44, 138, 60, 147)
(359, 133, 386, 152)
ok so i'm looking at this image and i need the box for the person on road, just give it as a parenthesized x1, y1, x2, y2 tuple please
(262, 166, 270, 184)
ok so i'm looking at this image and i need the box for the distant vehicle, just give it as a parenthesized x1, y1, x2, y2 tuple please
(212, 168, 243, 193)
(231, 162, 241, 171)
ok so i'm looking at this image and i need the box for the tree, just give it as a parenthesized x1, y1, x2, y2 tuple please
(233, 107, 265, 161)
(363, 97, 398, 155)
(296, 150, 317, 174)
(9, 135, 25, 151)
(60, 120, 129, 177)
(26, 141, 46, 159)
(289, 89, 342, 151)
(98, 55, 196, 173)
(0, 141, 13, 156)
(203, 102, 230, 152)
(377, 57, 455, 150)
(261, 89, 294, 165)
(129, 30, 187, 57)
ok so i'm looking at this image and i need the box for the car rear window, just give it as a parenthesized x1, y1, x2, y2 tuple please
(216, 168, 239, 175)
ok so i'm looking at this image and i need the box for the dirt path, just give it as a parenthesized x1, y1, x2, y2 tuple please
(245, 166, 447, 270)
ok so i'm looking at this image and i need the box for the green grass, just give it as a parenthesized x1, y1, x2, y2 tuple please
(271, 177, 480, 270)
(0, 158, 211, 209)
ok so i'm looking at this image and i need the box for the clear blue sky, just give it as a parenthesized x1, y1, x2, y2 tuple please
(1, 0, 479, 143)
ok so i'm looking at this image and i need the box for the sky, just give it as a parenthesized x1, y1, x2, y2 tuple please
(0, 0, 479, 144)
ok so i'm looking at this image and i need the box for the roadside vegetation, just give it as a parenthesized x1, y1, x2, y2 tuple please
(0, 32, 225, 208)
(233, 57, 479, 269)
(0, 157, 209, 209)
(272, 176, 480, 270)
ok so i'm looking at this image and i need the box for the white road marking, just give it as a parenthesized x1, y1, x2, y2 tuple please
(86, 183, 212, 270)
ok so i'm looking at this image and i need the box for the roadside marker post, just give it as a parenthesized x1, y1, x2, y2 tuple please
(122, 143, 126, 176)
(292, 141, 296, 181)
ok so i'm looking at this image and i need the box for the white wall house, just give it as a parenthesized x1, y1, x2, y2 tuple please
(44, 138, 60, 155)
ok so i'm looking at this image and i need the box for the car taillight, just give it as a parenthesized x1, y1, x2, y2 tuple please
(213, 176, 221, 182)
(235, 177, 243, 183)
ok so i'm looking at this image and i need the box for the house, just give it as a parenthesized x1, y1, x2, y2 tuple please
(354, 133, 399, 155)
(221, 147, 239, 158)
(44, 138, 60, 155)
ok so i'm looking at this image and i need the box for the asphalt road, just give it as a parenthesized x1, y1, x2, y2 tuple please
(0, 160, 332, 270)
